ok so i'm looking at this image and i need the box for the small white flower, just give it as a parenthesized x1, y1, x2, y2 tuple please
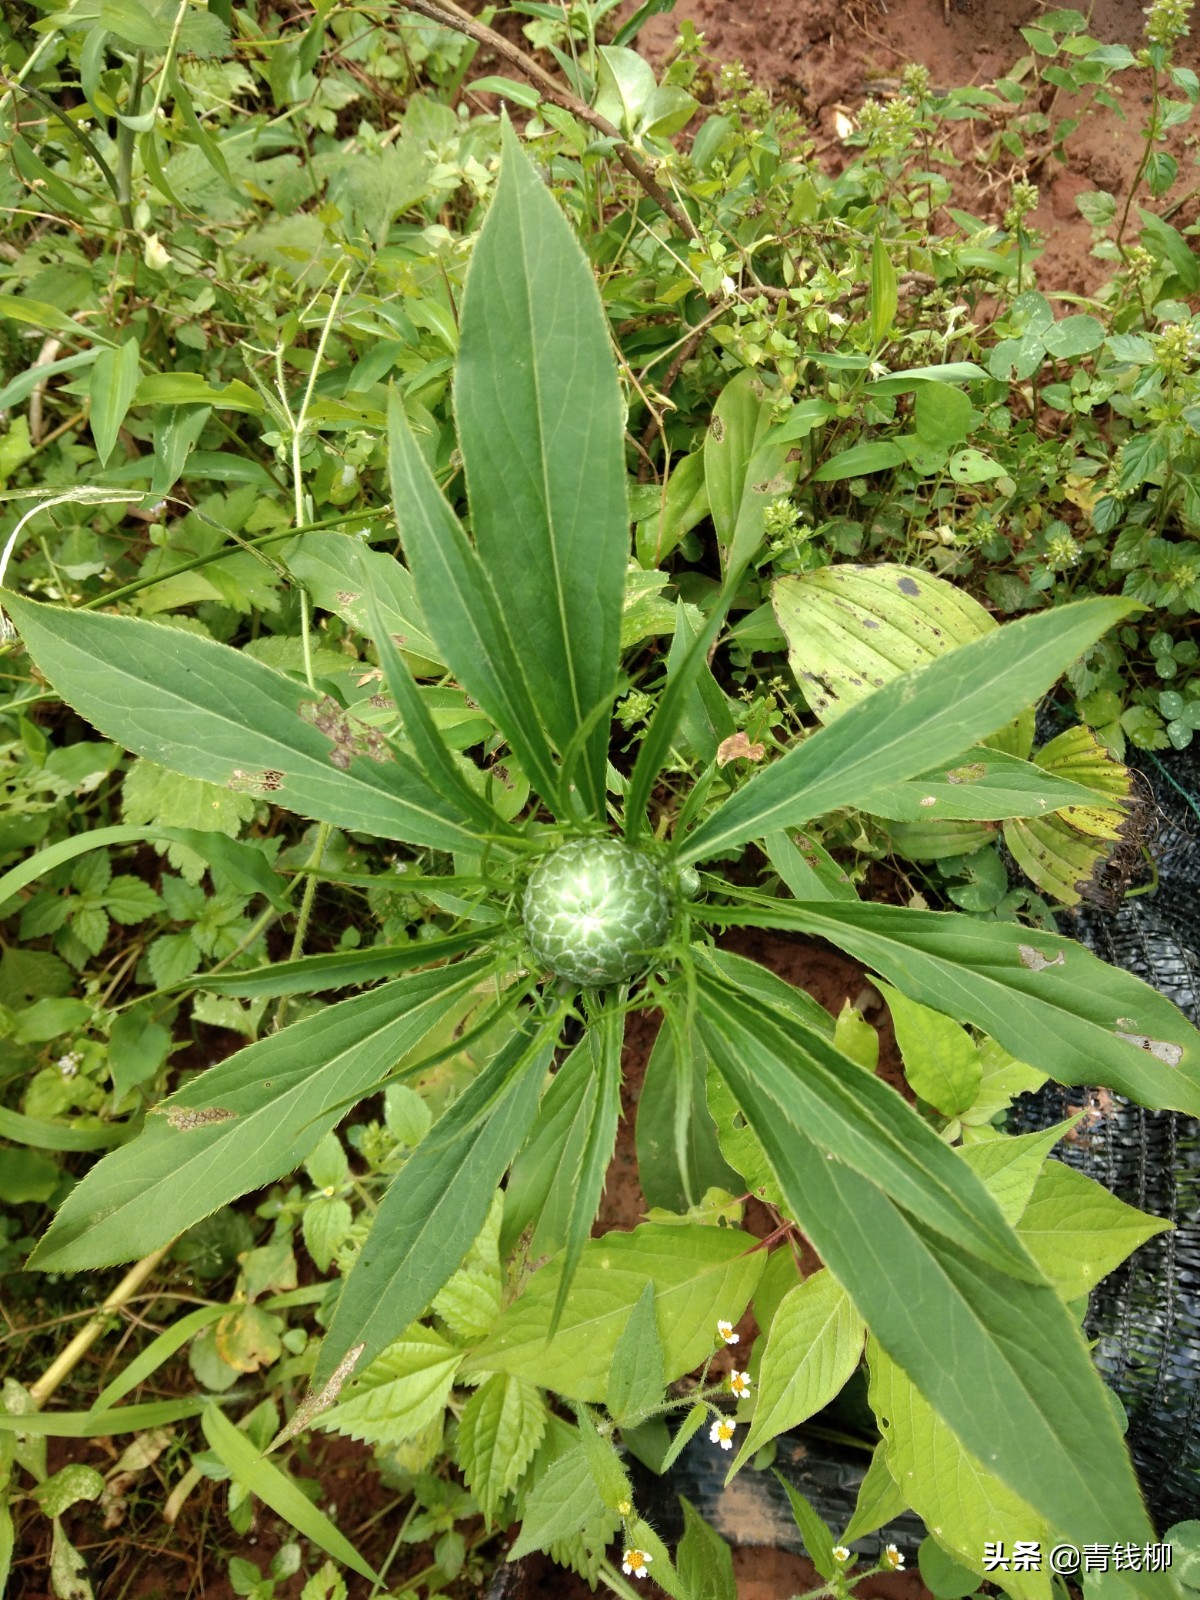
(834, 1546, 852, 1564)
(728, 1369, 752, 1399)
(709, 1418, 736, 1450)
(827, 311, 847, 327)
(717, 1319, 740, 1345)
(883, 1544, 904, 1571)
(721, 274, 737, 298)
(622, 1548, 651, 1578)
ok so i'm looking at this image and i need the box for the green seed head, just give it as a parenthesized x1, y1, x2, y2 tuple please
(521, 838, 673, 987)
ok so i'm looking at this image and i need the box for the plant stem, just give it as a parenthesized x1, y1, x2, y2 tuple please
(28, 1243, 175, 1408)
(407, 0, 698, 239)
(115, 50, 146, 231)
(1116, 64, 1160, 255)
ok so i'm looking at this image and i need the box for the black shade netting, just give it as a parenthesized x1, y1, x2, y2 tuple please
(1010, 737, 1200, 1525)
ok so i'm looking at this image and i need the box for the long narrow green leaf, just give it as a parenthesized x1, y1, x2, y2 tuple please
(694, 968, 1044, 1280)
(771, 1142, 1162, 1572)
(704, 369, 800, 575)
(549, 1004, 623, 1335)
(313, 1014, 558, 1386)
(364, 581, 509, 838)
(455, 118, 628, 818)
(625, 571, 742, 842)
(634, 1015, 738, 1212)
(0, 1400, 207, 1435)
(90, 1307, 225, 1412)
(2, 593, 482, 854)
(857, 744, 1126, 822)
(679, 596, 1137, 864)
(192, 932, 490, 998)
(202, 1404, 378, 1582)
(387, 390, 563, 812)
(0, 1107, 124, 1152)
(27, 956, 496, 1271)
(705, 901, 1200, 1117)
(89, 335, 140, 466)
(0, 823, 287, 911)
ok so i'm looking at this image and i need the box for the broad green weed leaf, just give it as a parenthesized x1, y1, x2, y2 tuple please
(728, 1271, 864, 1476)
(709, 901, 1200, 1117)
(508, 1439, 610, 1561)
(89, 336, 140, 467)
(680, 597, 1137, 863)
(669, 600, 736, 765)
(870, 234, 898, 345)
(635, 1016, 738, 1212)
(282, 533, 441, 668)
(31, 1463, 104, 1518)
(775, 1477, 838, 1580)
(319, 1325, 462, 1446)
(876, 982, 981, 1116)
(840, 1443, 908, 1543)
(3, 594, 480, 854)
(433, 1191, 504, 1342)
(913, 380, 975, 448)
(812, 440, 908, 481)
(606, 1281, 665, 1426)
(465, 1223, 764, 1400)
(1016, 1160, 1170, 1300)
(455, 119, 627, 818)
(956, 1122, 1071, 1224)
(314, 1019, 555, 1386)
(28, 958, 494, 1271)
(456, 1373, 546, 1522)
(594, 46, 657, 133)
(133, 372, 264, 412)
(677, 1497, 737, 1600)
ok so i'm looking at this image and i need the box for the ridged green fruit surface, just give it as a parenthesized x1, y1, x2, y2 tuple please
(521, 838, 672, 986)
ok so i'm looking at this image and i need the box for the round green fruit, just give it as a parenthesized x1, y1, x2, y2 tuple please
(521, 838, 673, 987)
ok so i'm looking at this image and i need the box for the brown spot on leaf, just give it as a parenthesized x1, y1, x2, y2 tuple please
(228, 767, 284, 795)
(163, 1106, 236, 1130)
(299, 694, 392, 768)
(946, 762, 988, 785)
(1115, 1031, 1183, 1067)
(335, 590, 360, 606)
(1018, 944, 1065, 972)
(897, 576, 920, 596)
(269, 1344, 366, 1450)
(709, 416, 725, 443)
